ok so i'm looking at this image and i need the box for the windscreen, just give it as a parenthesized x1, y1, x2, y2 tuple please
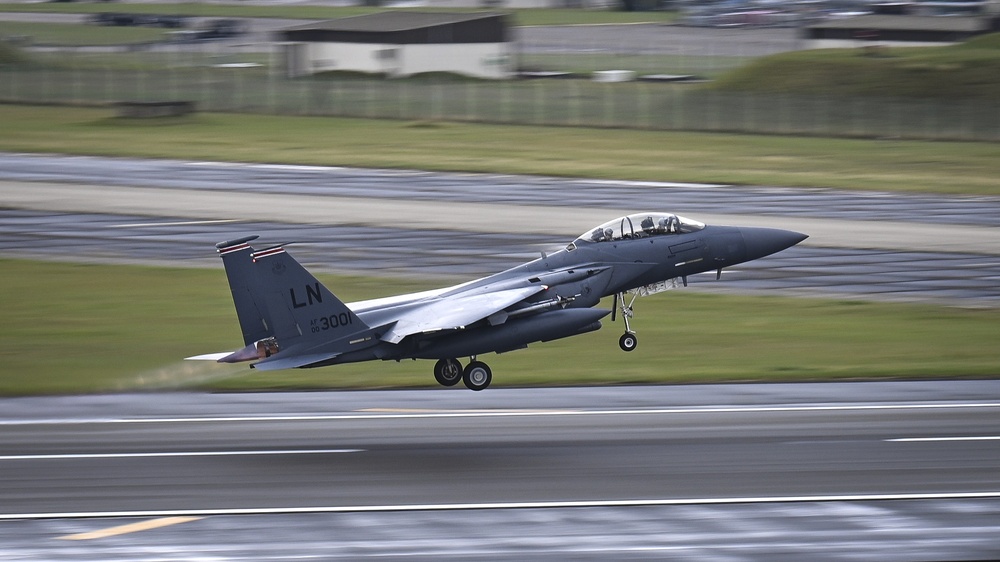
(575, 213, 705, 244)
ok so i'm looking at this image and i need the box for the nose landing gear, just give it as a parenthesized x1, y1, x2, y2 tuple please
(613, 291, 639, 352)
(611, 280, 682, 353)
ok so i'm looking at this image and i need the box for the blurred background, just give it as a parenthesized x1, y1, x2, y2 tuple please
(2, 2, 1000, 559)
(2, 0, 1000, 139)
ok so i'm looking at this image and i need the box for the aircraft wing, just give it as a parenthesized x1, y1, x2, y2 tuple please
(380, 286, 545, 344)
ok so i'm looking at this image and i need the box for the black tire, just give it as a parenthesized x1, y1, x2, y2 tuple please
(619, 332, 638, 352)
(462, 361, 492, 391)
(433, 358, 462, 387)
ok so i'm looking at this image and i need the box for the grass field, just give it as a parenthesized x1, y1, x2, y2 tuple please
(712, 33, 1000, 100)
(2, 105, 999, 195)
(1, 259, 998, 395)
(0, 21, 167, 46)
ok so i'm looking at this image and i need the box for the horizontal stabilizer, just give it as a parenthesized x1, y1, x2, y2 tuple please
(251, 351, 342, 371)
(185, 352, 232, 362)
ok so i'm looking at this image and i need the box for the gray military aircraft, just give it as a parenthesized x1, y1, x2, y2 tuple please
(189, 213, 806, 390)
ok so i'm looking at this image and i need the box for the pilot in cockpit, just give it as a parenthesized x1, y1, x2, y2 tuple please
(660, 215, 679, 234)
(590, 228, 615, 242)
(641, 216, 655, 234)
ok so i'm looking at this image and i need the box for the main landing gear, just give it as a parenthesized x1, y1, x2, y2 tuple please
(613, 292, 638, 352)
(433, 358, 493, 391)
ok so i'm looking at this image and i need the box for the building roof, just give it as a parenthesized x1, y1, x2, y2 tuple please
(280, 11, 509, 44)
(283, 11, 507, 34)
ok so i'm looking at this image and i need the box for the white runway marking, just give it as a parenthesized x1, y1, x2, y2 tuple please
(184, 161, 345, 172)
(887, 436, 1000, 442)
(111, 219, 244, 228)
(576, 179, 729, 189)
(1, 402, 998, 426)
(251, 163, 347, 172)
(0, 449, 362, 461)
(3, 491, 1000, 521)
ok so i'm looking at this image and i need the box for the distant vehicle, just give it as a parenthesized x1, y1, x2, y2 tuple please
(197, 19, 247, 39)
(189, 213, 806, 391)
(167, 19, 248, 42)
(88, 12, 188, 28)
(151, 15, 188, 29)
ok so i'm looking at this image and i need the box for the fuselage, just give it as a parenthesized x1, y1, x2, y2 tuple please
(335, 223, 769, 365)
(202, 212, 806, 391)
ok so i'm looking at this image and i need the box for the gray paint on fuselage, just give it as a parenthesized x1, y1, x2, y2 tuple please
(206, 215, 805, 390)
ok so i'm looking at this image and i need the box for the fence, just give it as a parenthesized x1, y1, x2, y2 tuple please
(2, 43, 998, 141)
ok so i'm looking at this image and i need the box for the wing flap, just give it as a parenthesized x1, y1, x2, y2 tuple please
(381, 286, 545, 344)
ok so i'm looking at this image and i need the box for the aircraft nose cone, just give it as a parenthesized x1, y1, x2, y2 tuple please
(739, 227, 808, 261)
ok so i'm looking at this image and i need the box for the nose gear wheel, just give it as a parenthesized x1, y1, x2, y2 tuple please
(619, 332, 638, 352)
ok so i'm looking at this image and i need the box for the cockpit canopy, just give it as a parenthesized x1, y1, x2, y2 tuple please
(573, 213, 705, 247)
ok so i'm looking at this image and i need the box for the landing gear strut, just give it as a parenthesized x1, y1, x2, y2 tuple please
(433, 357, 493, 391)
(613, 292, 638, 352)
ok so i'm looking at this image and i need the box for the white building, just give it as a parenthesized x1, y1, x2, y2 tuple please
(279, 12, 514, 79)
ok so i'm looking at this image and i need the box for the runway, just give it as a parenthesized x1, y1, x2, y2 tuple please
(2, 153, 1000, 306)
(1, 383, 999, 560)
(2, 153, 999, 558)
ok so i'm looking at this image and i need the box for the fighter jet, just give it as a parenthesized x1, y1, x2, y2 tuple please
(189, 213, 806, 390)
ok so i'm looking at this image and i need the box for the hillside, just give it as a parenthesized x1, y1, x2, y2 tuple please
(709, 33, 1000, 99)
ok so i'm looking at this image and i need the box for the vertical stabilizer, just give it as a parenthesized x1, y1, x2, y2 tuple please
(249, 245, 370, 347)
(216, 236, 272, 346)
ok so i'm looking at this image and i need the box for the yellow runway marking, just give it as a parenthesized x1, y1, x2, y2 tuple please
(59, 516, 201, 541)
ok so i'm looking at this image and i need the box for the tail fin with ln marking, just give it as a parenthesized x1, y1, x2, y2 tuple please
(247, 244, 371, 352)
(190, 237, 374, 369)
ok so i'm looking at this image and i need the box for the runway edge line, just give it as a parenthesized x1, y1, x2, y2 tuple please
(5, 492, 1000, 520)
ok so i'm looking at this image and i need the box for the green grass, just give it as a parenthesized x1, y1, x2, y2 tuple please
(0, 4, 676, 26)
(711, 33, 1000, 100)
(0, 40, 28, 65)
(1, 105, 999, 195)
(0, 21, 168, 46)
(2, 259, 997, 395)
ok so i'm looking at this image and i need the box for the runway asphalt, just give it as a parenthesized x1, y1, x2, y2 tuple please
(1, 383, 999, 560)
(2, 153, 999, 306)
(2, 153, 999, 558)
(3, 9, 998, 555)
